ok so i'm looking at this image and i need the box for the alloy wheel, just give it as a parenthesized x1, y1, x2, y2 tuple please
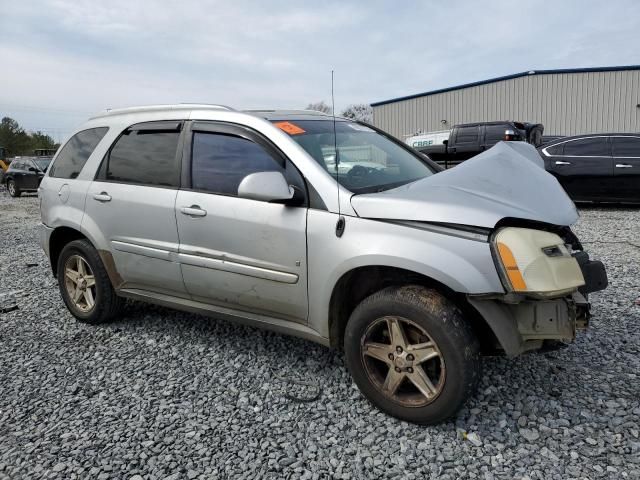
(64, 254, 96, 313)
(360, 316, 445, 407)
(8, 181, 15, 196)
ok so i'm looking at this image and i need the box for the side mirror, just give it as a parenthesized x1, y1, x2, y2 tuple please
(442, 139, 448, 146)
(237, 171, 294, 203)
(28, 166, 37, 172)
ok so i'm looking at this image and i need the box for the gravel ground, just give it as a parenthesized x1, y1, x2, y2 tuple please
(0, 189, 639, 480)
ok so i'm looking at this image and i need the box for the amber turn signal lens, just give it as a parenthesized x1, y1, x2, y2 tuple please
(497, 242, 527, 291)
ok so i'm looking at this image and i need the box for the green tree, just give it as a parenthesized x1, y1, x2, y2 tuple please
(29, 131, 57, 151)
(0, 117, 30, 156)
(0, 117, 57, 156)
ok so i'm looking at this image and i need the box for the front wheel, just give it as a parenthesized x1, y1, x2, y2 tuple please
(344, 285, 481, 424)
(7, 180, 20, 197)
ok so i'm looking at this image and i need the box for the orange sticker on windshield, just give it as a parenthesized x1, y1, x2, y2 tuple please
(274, 121, 306, 135)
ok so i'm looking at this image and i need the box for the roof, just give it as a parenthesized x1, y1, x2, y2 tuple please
(542, 132, 640, 145)
(371, 65, 640, 107)
(88, 106, 345, 123)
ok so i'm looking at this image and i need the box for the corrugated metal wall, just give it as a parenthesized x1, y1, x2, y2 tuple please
(372, 70, 640, 138)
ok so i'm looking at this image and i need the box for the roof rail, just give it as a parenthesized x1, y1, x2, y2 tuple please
(90, 104, 235, 119)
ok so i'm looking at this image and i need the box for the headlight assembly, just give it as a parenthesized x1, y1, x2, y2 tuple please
(492, 227, 585, 297)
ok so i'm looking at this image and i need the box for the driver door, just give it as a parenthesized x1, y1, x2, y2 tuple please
(175, 122, 309, 323)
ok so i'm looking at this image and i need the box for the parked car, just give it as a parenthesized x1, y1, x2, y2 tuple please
(4, 156, 52, 197)
(539, 133, 640, 203)
(408, 121, 544, 168)
(39, 105, 606, 424)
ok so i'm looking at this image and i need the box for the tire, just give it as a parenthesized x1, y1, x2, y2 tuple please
(57, 239, 125, 324)
(7, 179, 20, 197)
(344, 285, 481, 424)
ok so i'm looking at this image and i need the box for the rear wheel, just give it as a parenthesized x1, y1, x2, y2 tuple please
(57, 239, 124, 324)
(7, 179, 20, 197)
(344, 285, 481, 424)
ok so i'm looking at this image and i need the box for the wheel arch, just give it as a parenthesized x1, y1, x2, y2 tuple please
(49, 226, 89, 277)
(327, 265, 500, 354)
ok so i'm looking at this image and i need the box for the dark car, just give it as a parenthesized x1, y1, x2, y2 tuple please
(4, 156, 52, 197)
(538, 133, 640, 203)
(418, 121, 544, 168)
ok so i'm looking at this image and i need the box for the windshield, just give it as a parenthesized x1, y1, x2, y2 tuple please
(33, 158, 52, 171)
(272, 119, 435, 193)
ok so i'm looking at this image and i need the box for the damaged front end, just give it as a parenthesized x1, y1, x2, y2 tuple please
(350, 141, 608, 357)
(468, 224, 607, 356)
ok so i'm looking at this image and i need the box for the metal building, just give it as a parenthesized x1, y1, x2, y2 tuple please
(371, 66, 640, 139)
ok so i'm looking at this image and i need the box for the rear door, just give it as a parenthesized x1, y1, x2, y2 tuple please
(22, 160, 40, 190)
(612, 135, 640, 202)
(175, 121, 309, 323)
(450, 126, 480, 162)
(84, 121, 188, 296)
(544, 137, 613, 201)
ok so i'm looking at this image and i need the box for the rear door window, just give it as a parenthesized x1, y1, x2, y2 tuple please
(191, 132, 282, 196)
(50, 127, 109, 179)
(101, 124, 181, 187)
(563, 137, 609, 157)
(612, 137, 640, 157)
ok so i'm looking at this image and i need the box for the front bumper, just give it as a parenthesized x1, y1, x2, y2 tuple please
(468, 256, 607, 357)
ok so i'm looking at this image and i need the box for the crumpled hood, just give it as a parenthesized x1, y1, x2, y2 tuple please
(350, 142, 578, 228)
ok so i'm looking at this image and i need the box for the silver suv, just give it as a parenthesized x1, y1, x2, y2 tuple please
(39, 105, 607, 424)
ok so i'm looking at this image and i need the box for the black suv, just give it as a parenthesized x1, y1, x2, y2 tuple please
(539, 134, 640, 203)
(4, 156, 52, 197)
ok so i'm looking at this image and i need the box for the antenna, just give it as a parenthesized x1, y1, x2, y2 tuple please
(332, 70, 346, 238)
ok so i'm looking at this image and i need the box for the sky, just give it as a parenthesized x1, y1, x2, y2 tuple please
(1, 0, 639, 143)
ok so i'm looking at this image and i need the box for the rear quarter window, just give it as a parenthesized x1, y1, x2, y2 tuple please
(49, 127, 109, 179)
(545, 143, 564, 156)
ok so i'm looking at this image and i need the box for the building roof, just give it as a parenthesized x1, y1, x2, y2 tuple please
(370, 65, 640, 107)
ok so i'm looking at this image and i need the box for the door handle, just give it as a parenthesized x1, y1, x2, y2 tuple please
(93, 192, 112, 202)
(616, 163, 632, 168)
(555, 161, 572, 165)
(180, 205, 207, 217)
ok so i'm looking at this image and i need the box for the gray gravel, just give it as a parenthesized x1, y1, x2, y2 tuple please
(1, 189, 639, 479)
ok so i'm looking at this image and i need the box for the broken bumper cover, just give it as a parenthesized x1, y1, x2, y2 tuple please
(573, 251, 608, 296)
(468, 292, 590, 357)
(468, 252, 607, 357)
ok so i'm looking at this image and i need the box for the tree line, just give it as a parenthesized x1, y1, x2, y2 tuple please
(306, 102, 373, 123)
(0, 117, 58, 157)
